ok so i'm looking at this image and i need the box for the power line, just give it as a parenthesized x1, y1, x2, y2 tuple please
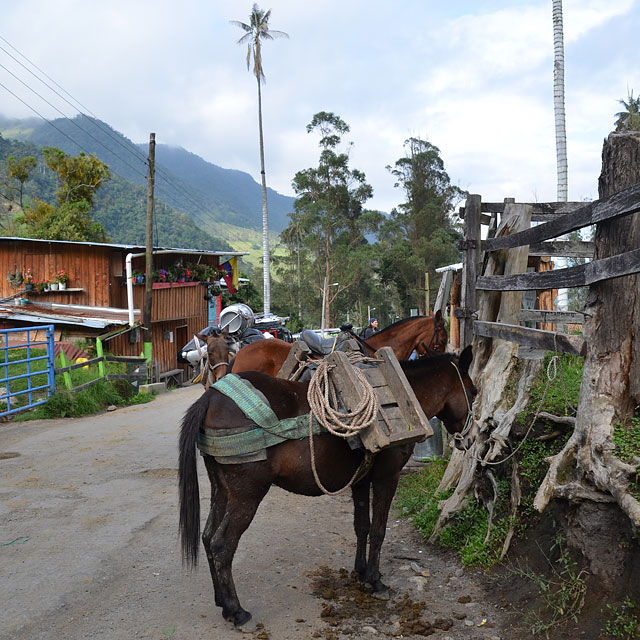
(0, 35, 214, 223)
(0, 61, 149, 182)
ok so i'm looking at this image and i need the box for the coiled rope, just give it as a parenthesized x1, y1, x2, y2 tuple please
(306, 352, 381, 495)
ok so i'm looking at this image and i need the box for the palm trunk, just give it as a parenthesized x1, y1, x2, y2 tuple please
(257, 77, 271, 315)
(553, 0, 569, 311)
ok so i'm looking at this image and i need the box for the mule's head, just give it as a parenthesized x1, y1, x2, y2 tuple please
(415, 310, 448, 356)
(436, 345, 477, 448)
(197, 328, 233, 384)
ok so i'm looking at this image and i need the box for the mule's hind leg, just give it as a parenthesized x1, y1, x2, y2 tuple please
(351, 479, 371, 582)
(203, 459, 270, 627)
(202, 462, 227, 608)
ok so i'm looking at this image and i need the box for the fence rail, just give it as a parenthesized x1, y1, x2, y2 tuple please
(458, 182, 640, 354)
(56, 338, 147, 393)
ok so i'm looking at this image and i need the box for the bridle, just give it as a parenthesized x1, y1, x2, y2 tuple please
(449, 360, 474, 440)
(418, 315, 445, 355)
(194, 333, 232, 389)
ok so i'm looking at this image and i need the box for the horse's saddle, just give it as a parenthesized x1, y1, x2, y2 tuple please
(299, 329, 352, 356)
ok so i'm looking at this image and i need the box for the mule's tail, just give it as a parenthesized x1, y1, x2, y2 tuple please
(178, 392, 210, 567)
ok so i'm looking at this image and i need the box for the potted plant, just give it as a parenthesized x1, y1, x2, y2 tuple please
(56, 270, 69, 290)
(24, 268, 35, 291)
(35, 279, 47, 293)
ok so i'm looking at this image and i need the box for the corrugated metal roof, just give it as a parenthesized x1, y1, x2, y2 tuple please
(0, 300, 139, 329)
(0, 236, 248, 257)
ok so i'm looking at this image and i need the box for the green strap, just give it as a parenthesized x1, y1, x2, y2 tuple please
(198, 374, 326, 458)
(198, 414, 326, 457)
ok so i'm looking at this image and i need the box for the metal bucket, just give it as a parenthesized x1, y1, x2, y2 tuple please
(219, 303, 255, 335)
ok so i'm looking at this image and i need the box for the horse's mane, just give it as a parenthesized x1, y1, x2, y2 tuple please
(399, 352, 456, 371)
(378, 315, 433, 333)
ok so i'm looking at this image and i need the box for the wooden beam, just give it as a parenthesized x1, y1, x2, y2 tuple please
(526, 240, 595, 258)
(483, 183, 640, 251)
(477, 201, 585, 215)
(460, 195, 481, 349)
(477, 247, 640, 290)
(520, 309, 586, 324)
(474, 320, 586, 356)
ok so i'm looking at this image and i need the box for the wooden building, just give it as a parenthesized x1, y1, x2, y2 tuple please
(0, 237, 246, 377)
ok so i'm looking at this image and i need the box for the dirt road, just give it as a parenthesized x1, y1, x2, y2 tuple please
(1, 385, 519, 640)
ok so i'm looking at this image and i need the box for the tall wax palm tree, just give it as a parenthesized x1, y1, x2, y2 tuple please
(231, 4, 288, 315)
(553, 0, 569, 311)
(553, 0, 567, 202)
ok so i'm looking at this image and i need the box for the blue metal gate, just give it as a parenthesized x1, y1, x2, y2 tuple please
(0, 325, 55, 417)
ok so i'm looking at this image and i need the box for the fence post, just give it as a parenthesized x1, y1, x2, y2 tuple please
(95, 338, 106, 379)
(58, 348, 73, 391)
(458, 194, 482, 349)
(46, 326, 55, 396)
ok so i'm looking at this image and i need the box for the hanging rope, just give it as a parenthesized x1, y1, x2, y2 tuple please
(306, 353, 380, 495)
(461, 333, 576, 466)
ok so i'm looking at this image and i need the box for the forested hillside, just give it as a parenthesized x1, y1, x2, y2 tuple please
(0, 115, 294, 233)
(0, 132, 233, 251)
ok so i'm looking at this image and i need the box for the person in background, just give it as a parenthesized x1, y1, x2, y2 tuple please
(360, 317, 379, 339)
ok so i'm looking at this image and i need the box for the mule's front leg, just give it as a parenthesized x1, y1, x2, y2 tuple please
(362, 471, 404, 598)
(351, 480, 371, 581)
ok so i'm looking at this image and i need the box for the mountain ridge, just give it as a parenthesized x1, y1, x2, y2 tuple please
(0, 114, 295, 236)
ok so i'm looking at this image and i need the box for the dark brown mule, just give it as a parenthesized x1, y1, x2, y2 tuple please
(228, 312, 447, 377)
(179, 346, 476, 627)
(195, 329, 234, 386)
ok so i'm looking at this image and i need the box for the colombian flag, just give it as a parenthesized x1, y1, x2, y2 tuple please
(221, 257, 238, 293)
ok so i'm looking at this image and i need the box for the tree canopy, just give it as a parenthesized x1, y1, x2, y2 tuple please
(378, 137, 464, 315)
(22, 147, 110, 242)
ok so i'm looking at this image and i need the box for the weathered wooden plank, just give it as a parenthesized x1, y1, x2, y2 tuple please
(483, 183, 640, 251)
(461, 201, 585, 218)
(520, 309, 586, 324)
(460, 195, 482, 348)
(369, 346, 432, 437)
(276, 341, 310, 379)
(526, 240, 595, 258)
(477, 247, 640, 290)
(473, 321, 586, 356)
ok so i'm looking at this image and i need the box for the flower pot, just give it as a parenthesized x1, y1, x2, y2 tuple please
(59, 282, 67, 290)
(25, 283, 34, 291)
(50, 283, 59, 290)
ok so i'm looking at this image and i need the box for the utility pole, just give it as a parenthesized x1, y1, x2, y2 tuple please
(143, 133, 155, 366)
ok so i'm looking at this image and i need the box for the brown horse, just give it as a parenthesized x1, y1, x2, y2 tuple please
(179, 346, 475, 627)
(228, 312, 447, 377)
(195, 329, 234, 386)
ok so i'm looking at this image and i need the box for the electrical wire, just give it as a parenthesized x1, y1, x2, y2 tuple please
(0, 34, 211, 218)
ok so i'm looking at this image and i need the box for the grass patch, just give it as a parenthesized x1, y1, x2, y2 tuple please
(602, 597, 640, 639)
(511, 534, 588, 637)
(612, 413, 640, 501)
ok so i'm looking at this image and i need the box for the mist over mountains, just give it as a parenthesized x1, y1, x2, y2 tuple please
(0, 114, 295, 249)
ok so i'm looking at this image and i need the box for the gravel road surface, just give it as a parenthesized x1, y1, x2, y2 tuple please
(1, 385, 520, 640)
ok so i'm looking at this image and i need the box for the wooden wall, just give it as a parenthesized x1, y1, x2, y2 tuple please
(1, 239, 113, 307)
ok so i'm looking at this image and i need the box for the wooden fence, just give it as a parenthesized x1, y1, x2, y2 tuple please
(454, 183, 640, 355)
(55, 337, 147, 393)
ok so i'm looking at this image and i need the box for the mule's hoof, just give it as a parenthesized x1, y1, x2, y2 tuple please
(233, 609, 253, 630)
(371, 588, 390, 601)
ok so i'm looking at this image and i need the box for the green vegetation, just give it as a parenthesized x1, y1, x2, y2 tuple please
(603, 597, 640, 639)
(396, 351, 583, 570)
(613, 414, 640, 501)
(511, 534, 588, 636)
(2, 347, 153, 420)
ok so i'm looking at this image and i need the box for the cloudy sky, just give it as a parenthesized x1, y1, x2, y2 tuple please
(1, 0, 638, 215)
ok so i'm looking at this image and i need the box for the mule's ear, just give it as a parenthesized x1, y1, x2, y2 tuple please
(221, 326, 230, 337)
(459, 345, 473, 373)
(434, 309, 442, 323)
